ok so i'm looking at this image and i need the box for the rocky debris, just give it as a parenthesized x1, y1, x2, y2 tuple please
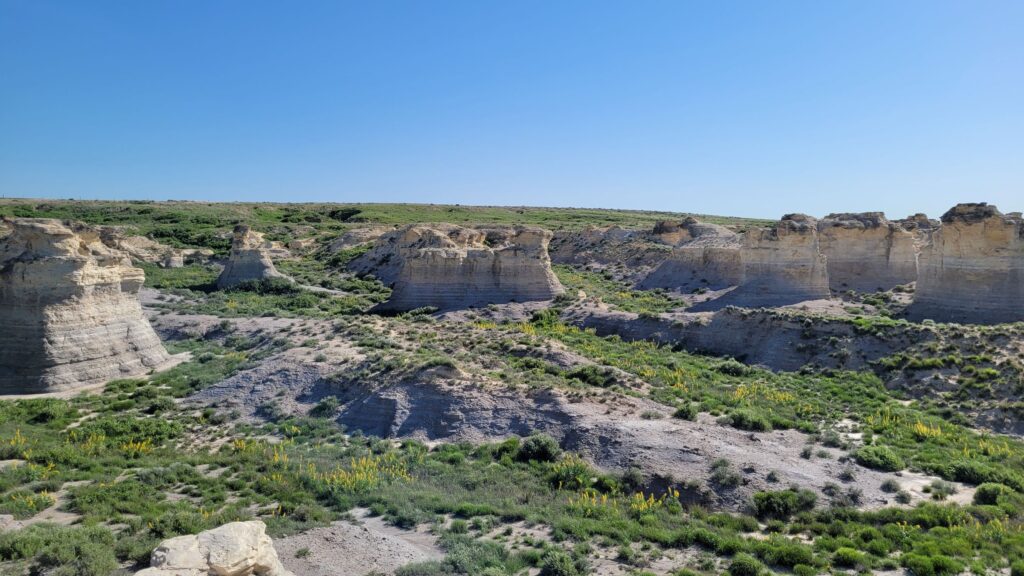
(0, 219, 172, 394)
(216, 226, 290, 289)
(134, 520, 294, 576)
(353, 224, 564, 311)
(817, 212, 918, 292)
(639, 218, 741, 291)
(327, 225, 395, 252)
(910, 203, 1024, 324)
(97, 226, 212, 269)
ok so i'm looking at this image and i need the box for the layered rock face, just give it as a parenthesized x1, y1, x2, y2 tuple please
(640, 218, 741, 291)
(216, 226, 288, 289)
(0, 219, 171, 394)
(135, 520, 294, 576)
(358, 224, 565, 311)
(97, 227, 212, 269)
(817, 213, 918, 291)
(718, 214, 831, 307)
(910, 203, 1024, 324)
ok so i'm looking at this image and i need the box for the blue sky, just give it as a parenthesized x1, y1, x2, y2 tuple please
(1, 1, 1021, 219)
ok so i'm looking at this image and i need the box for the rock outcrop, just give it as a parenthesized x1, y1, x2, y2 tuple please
(909, 203, 1024, 324)
(0, 219, 171, 394)
(327, 226, 395, 252)
(135, 520, 294, 576)
(354, 224, 564, 311)
(733, 214, 831, 305)
(97, 227, 211, 269)
(639, 218, 741, 291)
(216, 226, 288, 289)
(817, 213, 918, 291)
(687, 214, 830, 309)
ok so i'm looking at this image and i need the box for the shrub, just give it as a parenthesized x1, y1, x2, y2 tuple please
(538, 549, 582, 576)
(516, 434, 561, 463)
(855, 446, 904, 472)
(728, 553, 764, 576)
(673, 403, 697, 421)
(833, 547, 864, 568)
(752, 489, 817, 520)
(226, 277, 300, 295)
(902, 553, 934, 576)
(1010, 560, 1024, 576)
(973, 482, 1011, 505)
(309, 396, 340, 418)
(728, 409, 772, 432)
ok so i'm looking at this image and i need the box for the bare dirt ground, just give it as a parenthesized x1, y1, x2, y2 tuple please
(275, 508, 443, 576)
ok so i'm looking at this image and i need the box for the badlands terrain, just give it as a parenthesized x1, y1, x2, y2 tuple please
(0, 199, 1023, 576)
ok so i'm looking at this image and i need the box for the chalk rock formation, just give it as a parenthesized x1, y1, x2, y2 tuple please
(0, 219, 171, 394)
(910, 203, 1024, 324)
(650, 217, 735, 247)
(97, 227, 212, 269)
(327, 226, 395, 252)
(700, 214, 830, 308)
(135, 520, 294, 576)
(817, 213, 918, 291)
(217, 226, 288, 289)
(355, 224, 564, 311)
(640, 218, 741, 291)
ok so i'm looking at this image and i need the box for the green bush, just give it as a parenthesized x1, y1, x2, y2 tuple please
(728, 409, 772, 432)
(833, 547, 864, 568)
(516, 434, 562, 463)
(672, 403, 698, 421)
(752, 489, 817, 520)
(728, 553, 764, 576)
(1010, 560, 1024, 576)
(973, 482, 1011, 505)
(538, 549, 582, 576)
(855, 445, 904, 472)
(902, 553, 934, 576)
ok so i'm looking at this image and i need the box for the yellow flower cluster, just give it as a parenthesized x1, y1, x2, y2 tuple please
(120, 438, 154, 456)
(307, 454, 411, 493)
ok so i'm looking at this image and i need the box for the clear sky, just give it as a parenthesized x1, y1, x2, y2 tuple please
(1, 1, 1021, 219)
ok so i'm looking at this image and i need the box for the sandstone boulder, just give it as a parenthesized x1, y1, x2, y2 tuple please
(817, 212, 918, 291)
(0, 219, 171, 394)
(216, 226, 289, 289)
(134, 520, 294, 576)
(909, 203, 1024, 324)
(354, 224, 564, 311)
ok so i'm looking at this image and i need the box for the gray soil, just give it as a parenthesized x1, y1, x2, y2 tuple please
(275, 509, 442, 576)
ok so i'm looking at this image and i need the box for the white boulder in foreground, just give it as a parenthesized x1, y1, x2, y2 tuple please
(135, 520, 294, 576)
